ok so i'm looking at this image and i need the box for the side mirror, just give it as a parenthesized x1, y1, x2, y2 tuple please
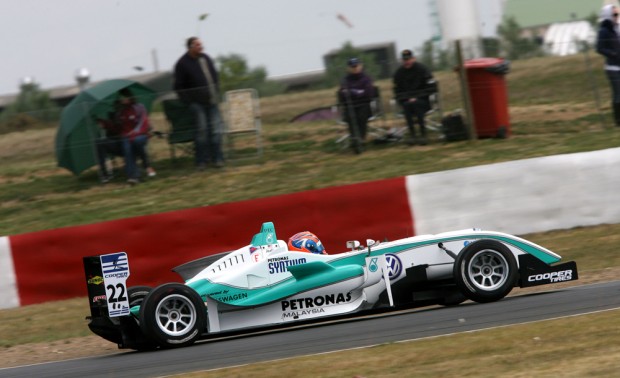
(346, 240, 361, 250)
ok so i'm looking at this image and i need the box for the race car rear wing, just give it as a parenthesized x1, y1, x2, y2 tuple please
(83, 252, 131, 318)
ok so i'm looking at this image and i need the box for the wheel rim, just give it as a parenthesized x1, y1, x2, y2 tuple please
(155, 294, 197, 337)
(467, 249, 509, 291)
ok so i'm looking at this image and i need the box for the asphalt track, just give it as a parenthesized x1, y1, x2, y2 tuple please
(2, 281, 619, 378)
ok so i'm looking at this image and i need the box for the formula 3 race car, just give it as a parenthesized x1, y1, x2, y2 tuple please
(83, 222, 578, 350)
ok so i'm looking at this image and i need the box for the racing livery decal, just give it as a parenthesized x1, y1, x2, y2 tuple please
(385, 254, 402, 280)
(282, 308, 325, 319)
(528, 270, 573, 283)
(101, 253, 129, 278)
(87, 276, 104, 285)
(100, 252, 130, 317)
(268, 256, 307, 274)
(369, 257, 379, 272)
(281, 292, 352, 311)
(216, 292, 249, 303)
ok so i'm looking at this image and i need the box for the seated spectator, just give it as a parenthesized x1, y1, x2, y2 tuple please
(96, 89, 156, 184)
(393, 49, 435, 146)
(338, 57, 374, 154)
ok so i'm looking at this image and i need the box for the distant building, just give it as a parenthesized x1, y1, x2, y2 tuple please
(543, 21, 596, 56)
(269, 42, 398, 92)
(503, 0, 603, 56)
(504, 0, 601, 40)
(0, 71, 172, 113)
(268, 69, 326, 92)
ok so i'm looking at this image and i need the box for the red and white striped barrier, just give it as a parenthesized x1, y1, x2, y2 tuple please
(1, 147, 619, 309)
(1, 177, 412, 308)
(0, 236, 18, 309)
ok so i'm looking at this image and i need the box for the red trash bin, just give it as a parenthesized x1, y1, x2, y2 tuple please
(464, 58, 510, 138)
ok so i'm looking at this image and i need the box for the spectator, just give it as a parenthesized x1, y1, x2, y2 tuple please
(393, 49, 435, 145)
(338, 58, 375, 153)
(173, 36, 224, 169)
(96, 89, 155, 184)
(596, 4, 620, 127)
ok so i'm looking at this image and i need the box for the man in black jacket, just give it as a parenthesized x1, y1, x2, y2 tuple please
(596, 4, 620, 127)
(393, 49, 435, 145)
(174, 37, 224, 169)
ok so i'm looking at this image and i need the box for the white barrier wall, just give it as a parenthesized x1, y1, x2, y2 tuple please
(0, 236, 19, 309)
(407, 147, 620, 235)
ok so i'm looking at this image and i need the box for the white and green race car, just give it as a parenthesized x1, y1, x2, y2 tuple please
(83, 221, 578, 350)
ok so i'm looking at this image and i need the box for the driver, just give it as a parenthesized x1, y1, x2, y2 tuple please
(287, 231, 328, 255)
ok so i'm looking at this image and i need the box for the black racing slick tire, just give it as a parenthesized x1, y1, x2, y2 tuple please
(128, 286, 152, 307)
(124, 286, 158, 351)
(453, 240, 518, 303)
(139, 283, 206, 348)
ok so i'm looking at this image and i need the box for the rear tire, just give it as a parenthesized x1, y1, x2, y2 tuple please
(453, 240, 517, 303)
(139, 283, 206, 348)
(123, 286, 158, 351)
(128, 286, 151, 307)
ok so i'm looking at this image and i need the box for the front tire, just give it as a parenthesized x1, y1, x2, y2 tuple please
(453, 240, 517, 303)
(139, 283, 206, 348)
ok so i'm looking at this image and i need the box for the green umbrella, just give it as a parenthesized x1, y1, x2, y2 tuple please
(55, 79, 157, 176)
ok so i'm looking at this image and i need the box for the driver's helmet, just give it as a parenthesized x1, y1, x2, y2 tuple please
(288, 231, 327, 254)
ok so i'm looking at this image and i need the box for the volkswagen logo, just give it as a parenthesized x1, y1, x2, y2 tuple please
(385, 254, 402, 280)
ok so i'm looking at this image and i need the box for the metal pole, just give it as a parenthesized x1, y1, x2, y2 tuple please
(456, 40, 477, 140)
(343, 87, 363, 154)
(582, 46, 607, 130)
(83, 101, 104, 181)
(151, 49, 160, 72)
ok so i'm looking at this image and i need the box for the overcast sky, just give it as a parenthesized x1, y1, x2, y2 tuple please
(0, 0, 503, 96)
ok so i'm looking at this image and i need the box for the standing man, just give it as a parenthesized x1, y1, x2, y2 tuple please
(596, 4, 620, 127)
(393, 49, 435, 145)
(174, 37, 224, 169)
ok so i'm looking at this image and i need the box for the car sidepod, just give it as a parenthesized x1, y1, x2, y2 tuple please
(197, 254, 386, 333)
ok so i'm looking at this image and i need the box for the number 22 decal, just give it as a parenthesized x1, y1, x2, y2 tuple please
(106, 283, 127, 303)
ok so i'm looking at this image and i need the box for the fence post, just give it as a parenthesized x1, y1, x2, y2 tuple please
(456, 40, 477, 140)
(582, 46, 607, 130)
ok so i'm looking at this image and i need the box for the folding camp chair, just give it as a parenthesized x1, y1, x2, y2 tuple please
(389, 81, 444, 142)
(223, 88, 262, 160)
(162, 99, 196, 162)
(335, 86, 387, 149)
